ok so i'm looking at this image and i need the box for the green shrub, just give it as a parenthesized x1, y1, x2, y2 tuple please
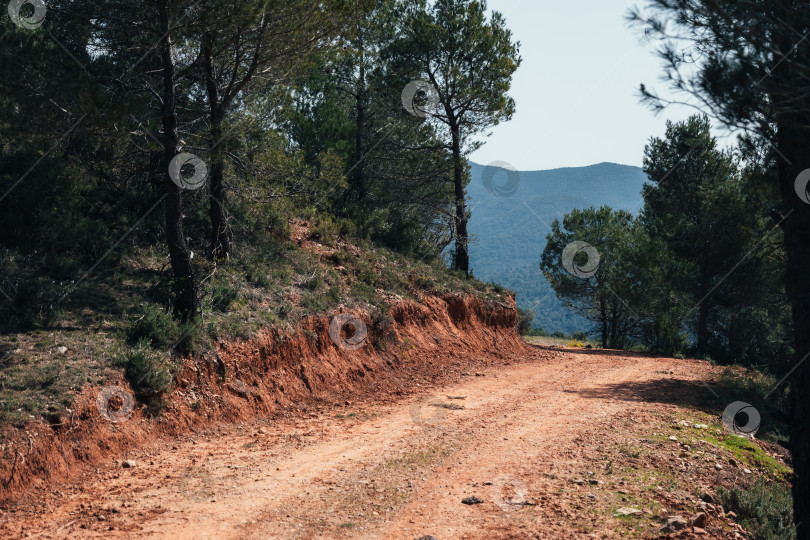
(242, 250, 282, 289)
(714, 370, 789, 443)
(357, 260, 380, 287)
(211, 281, 240, 312)
(414, 274, 436, 291)
(302, 271, 324, 291)
(718, 479, 795, 540)
(126, 304, 177, 348)
(174, 319, 208, 356)
(516, 308, 534, 335)
(1, 276, 67, 330)
(643, 313, 688, 356)
(311, 215, 341, 245)
(370, 308, 393, 348)
(208, 313, 254, 342)
(205, 320, 220, 341)
(301, 293, 327, 314)
(24, 360, 62, 389)
(350, 280, 377, 305)
(262, 204, 291, 242)
(126, 304, 208, 355)
(328, 285, 341, 304)
(336, 217, 357, 238)
(116, 340, 174, 398)
(271, 262, 294, 281)
(525, 327, 548, 337)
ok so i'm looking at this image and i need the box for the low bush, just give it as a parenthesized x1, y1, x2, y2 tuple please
(516, 308, 534, 335)
(211, 281, 240, 312)
(126, 304, 177, 348)
(718, 479, 795, 540)
(523, 327, 548, 337)
(116, 340, 174, 399)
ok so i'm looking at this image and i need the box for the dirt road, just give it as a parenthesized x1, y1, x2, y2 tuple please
(2, 345, 729, 539)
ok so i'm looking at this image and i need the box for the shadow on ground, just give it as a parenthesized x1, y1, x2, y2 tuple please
(578, 375, 790, 446)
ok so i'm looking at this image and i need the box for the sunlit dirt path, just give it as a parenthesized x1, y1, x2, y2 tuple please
(2, 346, 723, 539)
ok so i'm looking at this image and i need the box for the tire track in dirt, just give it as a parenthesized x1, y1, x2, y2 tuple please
(375, 354, 660, 539)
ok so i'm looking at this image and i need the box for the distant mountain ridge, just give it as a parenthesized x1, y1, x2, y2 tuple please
(466, 161, 648, 333)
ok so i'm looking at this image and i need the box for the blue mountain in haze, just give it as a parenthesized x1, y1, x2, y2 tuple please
(466, 161, 648, 333)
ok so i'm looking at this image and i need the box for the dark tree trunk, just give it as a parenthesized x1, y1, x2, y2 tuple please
(159, 0, 197, 322)
(697, 300, 710, 354)
(693, 214, 712, 354)
(352, 28, 366, 202)
(450, 123, 469, 276)
(609, 304, 619, 349)
(600, 300, 608, 349)
(695, 209, 710, 354)
(775, 113, 810, 539)
(208, 133, 228, 262)
(203, 36, 230, 263)
(769, 15, 810, 531)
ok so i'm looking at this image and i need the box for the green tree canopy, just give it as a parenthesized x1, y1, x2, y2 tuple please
(541, 206, 645, 349)
(388, 0, 521, 274)
(629, 4, 810, 522)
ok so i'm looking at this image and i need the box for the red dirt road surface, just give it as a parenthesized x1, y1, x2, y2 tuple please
(0, 344, 757, 539)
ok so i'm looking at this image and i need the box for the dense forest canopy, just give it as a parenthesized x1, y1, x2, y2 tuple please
(0, 0, 520, 323)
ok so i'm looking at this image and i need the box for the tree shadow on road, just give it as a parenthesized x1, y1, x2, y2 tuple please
(577, 374, 790, 446)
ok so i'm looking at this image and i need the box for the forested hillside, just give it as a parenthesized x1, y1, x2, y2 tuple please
(0, 0, 522, 421)
(467, 161, 646, 333)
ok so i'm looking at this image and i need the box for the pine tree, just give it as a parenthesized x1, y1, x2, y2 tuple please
(389, 0, 521, 275)
(631, 2, 810, 531)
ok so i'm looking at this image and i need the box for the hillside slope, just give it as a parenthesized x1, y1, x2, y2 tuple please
(0, 223, 520, 506)
(466, 162, 647, 333)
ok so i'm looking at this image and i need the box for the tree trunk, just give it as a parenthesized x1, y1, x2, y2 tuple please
(208, 132, 228, 263)
(159, 0, 197, 322)
(450, 123, 469, 276)
(769, 16, 810, 530)
(609, 304, 619, 349)
(695, 205, 710, 355)
(203, 36, 230, 263)
(600, 299, 608, 349)
(697, 300, 710, 354)
(352, 28, 366, 202)
(775, 113, 810, 539)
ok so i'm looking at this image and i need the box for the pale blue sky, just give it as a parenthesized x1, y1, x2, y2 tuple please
(468, 0, 719, 171)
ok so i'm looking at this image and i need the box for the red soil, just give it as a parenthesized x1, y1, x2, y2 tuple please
(0, 292, 527, 507)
